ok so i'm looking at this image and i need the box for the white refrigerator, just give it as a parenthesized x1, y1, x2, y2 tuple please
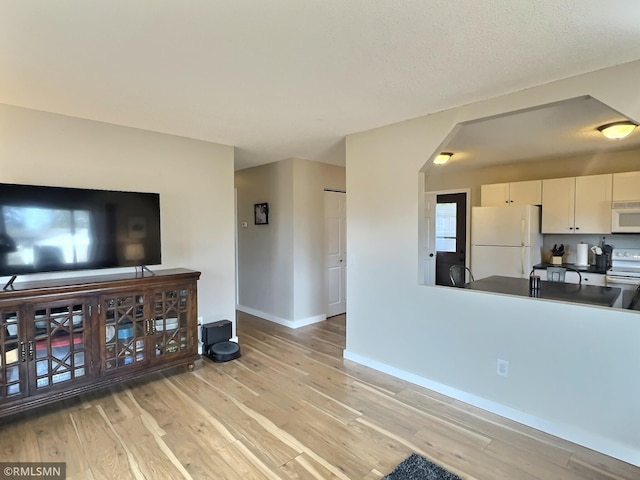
(471, 205, 542, 280)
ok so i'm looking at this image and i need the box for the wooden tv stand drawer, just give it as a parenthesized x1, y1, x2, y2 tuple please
(0, 268, 200, 418)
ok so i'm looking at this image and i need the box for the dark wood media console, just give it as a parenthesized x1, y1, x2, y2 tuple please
(0, 268, 200, 418)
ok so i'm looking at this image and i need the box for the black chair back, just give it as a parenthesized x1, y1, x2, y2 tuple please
(449, 265, 474, 287)
(628, 285, 640, 310)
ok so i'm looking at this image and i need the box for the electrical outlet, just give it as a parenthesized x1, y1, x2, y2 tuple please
(497, 358, 509, 377)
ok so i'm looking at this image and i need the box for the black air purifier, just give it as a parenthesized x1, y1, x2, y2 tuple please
(201, 320, 240, 362)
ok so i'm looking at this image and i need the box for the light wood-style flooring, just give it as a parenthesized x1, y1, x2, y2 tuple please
(1, 311, 638, 479)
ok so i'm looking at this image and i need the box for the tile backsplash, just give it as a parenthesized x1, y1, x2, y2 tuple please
(542, 234, 640, 264)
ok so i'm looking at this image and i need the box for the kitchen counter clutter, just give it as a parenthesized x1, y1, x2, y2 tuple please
(463, 275, 621, 308)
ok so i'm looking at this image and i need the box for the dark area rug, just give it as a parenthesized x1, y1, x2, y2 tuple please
(382, 453, 462, 480)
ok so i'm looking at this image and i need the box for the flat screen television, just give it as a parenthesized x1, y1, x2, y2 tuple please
(0, 183, 161, 278)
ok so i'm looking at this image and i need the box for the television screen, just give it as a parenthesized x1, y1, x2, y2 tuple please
(0, 183, 161, 277)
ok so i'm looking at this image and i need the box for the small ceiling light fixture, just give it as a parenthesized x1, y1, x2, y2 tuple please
(597, 121, 638, 140)
(433, 152, 453, 165)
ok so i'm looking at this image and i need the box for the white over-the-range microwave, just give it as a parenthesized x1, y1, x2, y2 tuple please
(611, 201, 640, 233)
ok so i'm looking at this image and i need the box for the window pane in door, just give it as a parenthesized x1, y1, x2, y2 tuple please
(435, 203, 457, 252)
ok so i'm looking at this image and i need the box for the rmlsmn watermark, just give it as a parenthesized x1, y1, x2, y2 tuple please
(0, 463, 66, 480)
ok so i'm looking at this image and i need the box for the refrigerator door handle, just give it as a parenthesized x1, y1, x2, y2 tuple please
(520, 217, 526, 246)
(521, 245, 525, 276)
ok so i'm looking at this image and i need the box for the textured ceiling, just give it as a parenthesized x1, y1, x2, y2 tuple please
(2, 1, 640, 170)
(440, 96, 640, 171)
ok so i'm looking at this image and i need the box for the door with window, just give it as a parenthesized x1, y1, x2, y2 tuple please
(435, 193, 468, 286)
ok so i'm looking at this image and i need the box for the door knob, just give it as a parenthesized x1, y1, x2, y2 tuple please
(429, 253, 434, 257)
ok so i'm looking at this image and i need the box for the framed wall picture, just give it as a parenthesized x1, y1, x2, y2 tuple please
(254, 202, 269, 225)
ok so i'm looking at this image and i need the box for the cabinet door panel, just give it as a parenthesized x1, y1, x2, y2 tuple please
(510, 180, 542, 206)
(542, 177, 575, 233)
(481, 183, 509, 206)
(612, 171, 640, 201)
(102, 293, 147, 372)
(575, 174, 612, 234)
(533, 269, 547, 281)
(581, 273, 606, 286)
(28, 300, 91, 394)
(0, 309, 26, 402)
(564, 271, 583, 284)
(151, 286, 193, 361)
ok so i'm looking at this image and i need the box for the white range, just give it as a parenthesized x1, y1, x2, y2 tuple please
(606, 248, 640, 309)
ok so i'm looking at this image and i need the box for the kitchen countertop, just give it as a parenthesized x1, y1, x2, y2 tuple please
(533, 263, 608, 274)
(463, 275, 621, 307)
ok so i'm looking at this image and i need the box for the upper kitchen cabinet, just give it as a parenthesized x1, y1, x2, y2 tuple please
(481, 180, 542, 207)
(542, 174, 612, 234)
(612, 171, 640, 201)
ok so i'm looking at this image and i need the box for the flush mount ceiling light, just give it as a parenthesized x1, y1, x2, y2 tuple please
(597, 121, 638, 140)
(433, 152, 453, 165)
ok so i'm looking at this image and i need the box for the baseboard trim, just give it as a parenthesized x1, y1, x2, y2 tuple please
(342, 349, 640, 467)
(237, 305, 326, 329)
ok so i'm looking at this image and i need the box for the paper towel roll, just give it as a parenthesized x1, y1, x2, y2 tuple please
(576, 243, 589, 266)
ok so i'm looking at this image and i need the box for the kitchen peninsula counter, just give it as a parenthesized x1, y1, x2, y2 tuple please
(463, 275, 621, 308)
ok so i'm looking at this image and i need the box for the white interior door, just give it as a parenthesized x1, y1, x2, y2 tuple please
(325, 191, 346, 317)
(422, 193, 437, 285)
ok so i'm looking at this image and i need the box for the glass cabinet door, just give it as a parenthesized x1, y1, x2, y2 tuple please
(29, 301, 90, 393)
(1, 309, 24, 402)
(151, 287, 191, 360)
(102, 294, 146, 372)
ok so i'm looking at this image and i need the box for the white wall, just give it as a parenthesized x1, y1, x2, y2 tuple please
(235, 159, 295, 322)
(345, 60, 640, 466)
(236, 158, 345, 327)
(292, 159, 346, 321)
(0, 104, 236, 330)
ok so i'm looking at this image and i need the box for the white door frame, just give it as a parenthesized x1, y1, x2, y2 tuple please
(234, 187, 239, 306)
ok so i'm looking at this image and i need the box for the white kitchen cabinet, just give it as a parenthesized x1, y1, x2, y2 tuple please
(541, 177, 574, 233)
(542, 174, 612, 234)
(533, 269, 546, 280)
(581, 273, 607, 286)
(575, 174, 612, 233)
(481, 183, 509, 206)
(612, 171, 640, 201)
(533, 269, 606, 286)
(481, 180, 542, 207)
